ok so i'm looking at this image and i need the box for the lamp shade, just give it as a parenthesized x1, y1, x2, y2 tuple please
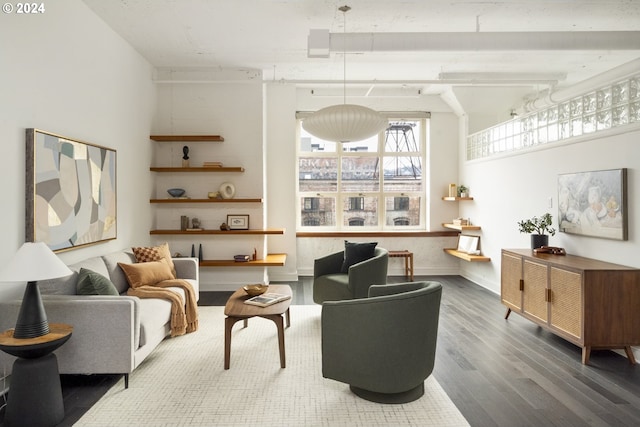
(0, 242, 71, 283)
(302, 104, 389, 143)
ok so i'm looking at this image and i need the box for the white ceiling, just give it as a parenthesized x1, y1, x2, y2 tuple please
(82, 0, 640, 96)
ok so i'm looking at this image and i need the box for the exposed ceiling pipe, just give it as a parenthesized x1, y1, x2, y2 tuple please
(308, 30, 640, 56)
(520, 57, 640, 113)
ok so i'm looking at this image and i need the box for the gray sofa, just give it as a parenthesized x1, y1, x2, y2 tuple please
(0, 250, 199, 388)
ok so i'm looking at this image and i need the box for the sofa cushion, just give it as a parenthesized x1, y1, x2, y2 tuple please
(132, 242, 176, 278)
(102, 251, 137, 294)
(76, 268, 119, 296)
(314, 274, 352, 301)
(118, 259, 175, 288)
(38, 256, 109, 295)
(341, 241, 378, 273)
(136, 297, 173, 348)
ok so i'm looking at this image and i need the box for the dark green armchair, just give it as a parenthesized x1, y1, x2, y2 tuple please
(321, 281, 443, 403)
(313, 247, 388, 303)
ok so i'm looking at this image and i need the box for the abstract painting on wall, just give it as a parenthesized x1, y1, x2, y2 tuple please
(26, 129, 117, 251)
(558, 168, 627, 241)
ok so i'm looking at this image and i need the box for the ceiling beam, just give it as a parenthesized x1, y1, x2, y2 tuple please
(308, 31, 640, 57)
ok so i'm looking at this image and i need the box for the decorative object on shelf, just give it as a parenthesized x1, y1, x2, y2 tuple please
(182, 145, 190, 167)
(517, 212, 556, 249)
(243, 284, 269, 296)
(180, 216, 189, 231)
(456, 235, 480, 255)
(26, 129, 117, 251)
(191, 218, 202, 229)
(301, 5, 387, 143)
(220, 222, 230, 231)
(208, 191, 221, 199)
(234, 254, 251, 262)
(219, 182, 236, 199)
(533, 245, 566, 255)
(558, 168, 627, 241)
(203, 161, 223, 168)
(167, 188, 186, 198)
(191, 244, 195, 257)
(198, 244, 203, 261)
(452, 218, 469, 226)
(457, 185, 468, 198)
(253, 248, 257, 261)
(448, 184, 457, 198)
(227, 214, 249, 230)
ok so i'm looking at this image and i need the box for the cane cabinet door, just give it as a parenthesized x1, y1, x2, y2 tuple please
(549, 267, 582, 340)
(501, 251, 523, 313)
(522, 259, 548, 323)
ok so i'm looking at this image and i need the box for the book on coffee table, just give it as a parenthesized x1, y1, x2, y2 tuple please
(244, 292, 291, 307)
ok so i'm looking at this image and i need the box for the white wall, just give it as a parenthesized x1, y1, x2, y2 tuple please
(265, 83, 299, 281)
(459, 126, 640, 294)
(0, 0, 155, 300)
(151, 73, 268, 290)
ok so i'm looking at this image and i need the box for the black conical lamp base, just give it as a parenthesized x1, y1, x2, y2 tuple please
(13, 281, 50, 338)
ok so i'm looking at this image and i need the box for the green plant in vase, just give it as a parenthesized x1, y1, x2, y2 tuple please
(457, 185, 468, 197)
(517, 212, 556, 249)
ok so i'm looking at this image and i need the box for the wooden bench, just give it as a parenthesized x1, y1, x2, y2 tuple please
(388, 250, 414, 280)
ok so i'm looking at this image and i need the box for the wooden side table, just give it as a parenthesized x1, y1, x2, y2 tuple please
(0, 323, 72, 427)
(389, 250, 414, 281)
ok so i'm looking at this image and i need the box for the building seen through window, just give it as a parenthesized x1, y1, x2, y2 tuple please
(297, 117, 427, 230)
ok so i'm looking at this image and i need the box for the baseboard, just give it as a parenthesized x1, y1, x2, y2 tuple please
(296, 267, 459, 277)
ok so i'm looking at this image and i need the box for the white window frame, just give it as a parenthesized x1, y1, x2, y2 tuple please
(296, 112, 429, 231)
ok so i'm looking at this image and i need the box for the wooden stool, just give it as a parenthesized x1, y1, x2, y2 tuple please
(389, 250, 414, 281)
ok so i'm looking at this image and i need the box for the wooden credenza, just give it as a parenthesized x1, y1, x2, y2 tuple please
(501, 249, 640, 364)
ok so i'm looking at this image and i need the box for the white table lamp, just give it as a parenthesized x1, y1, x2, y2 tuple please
(0, 242, 72, 338)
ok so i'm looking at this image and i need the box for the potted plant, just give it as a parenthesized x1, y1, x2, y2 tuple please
(517, 213, 556, 249)
(457, 185, 468, 198)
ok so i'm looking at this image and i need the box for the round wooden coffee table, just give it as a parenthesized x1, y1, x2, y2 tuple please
(223, 284, 292, 369)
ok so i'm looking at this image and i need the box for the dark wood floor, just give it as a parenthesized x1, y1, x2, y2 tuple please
(2, 275, 639, 426)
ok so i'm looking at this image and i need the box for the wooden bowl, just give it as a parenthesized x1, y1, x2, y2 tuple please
(243, 284, 269, 297)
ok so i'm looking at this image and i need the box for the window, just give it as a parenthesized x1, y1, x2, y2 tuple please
(297, 115, 428, 230)
(349, 197, 364, 211)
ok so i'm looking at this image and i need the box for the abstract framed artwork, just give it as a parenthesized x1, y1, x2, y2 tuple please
(558, 168, 627, 241)
(26, 129, 117, 251)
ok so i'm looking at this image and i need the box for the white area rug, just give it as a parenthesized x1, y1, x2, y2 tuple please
(76, 305, 469, 426)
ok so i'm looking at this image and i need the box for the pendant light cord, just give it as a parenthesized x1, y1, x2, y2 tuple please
(339, 5, 350, 106)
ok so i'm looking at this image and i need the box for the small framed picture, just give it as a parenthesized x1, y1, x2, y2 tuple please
(227, 214, 249, 230)
(456, 234, 480, 255)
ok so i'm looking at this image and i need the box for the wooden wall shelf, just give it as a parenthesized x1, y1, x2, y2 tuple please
(442, 196, 474, 201)
(150, 228, 285, 236)
(444, 248, 491, 262)
(150, 167, 244, 172)
(199, 254, 286, 267)
(150, 135, 224, 142)
(442, 223, 481, 231)
(150, 198, 262, 204)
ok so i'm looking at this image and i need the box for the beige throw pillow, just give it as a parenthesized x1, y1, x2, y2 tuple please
(118, 259, 174, 288)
